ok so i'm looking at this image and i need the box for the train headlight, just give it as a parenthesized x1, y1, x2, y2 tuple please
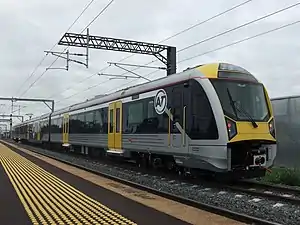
(225, 118, 237, 140)
(268, 118, 275, 138)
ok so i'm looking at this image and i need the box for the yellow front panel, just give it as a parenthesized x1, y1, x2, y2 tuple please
(37, 132, 40, 141)
(196, 63, 219, 78)
(108, 103, 115, 149)
(237, 122, 269, 134)
(230, 120, 276, 142)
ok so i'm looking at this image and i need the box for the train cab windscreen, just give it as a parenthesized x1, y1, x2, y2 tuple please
(210, 79, 270, 122)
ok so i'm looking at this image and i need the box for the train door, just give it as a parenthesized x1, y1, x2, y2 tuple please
(35, 122, 40, 141)
(108, 101, 122, 152)
(62, 114, 70, 146)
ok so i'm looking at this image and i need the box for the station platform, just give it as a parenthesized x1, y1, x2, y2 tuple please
(0, 142, 191, 225)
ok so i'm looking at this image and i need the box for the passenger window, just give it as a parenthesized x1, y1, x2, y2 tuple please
(51, 119, 58, 133)
(69, 115, 78, 133)
(116, 108, 120, 133)
(102, 109, 108, 133)
(122, 101, 145, 133)
(57, 118, 62, 133)
(109, 109, 114, 133)
(95, 109, 103, 132)
(85, 111, 94, 133)
(128, 102, 143, 125)
(77, 113, 85, 132)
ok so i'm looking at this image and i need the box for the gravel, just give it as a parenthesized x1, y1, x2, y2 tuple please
(10, 142, 300, 225)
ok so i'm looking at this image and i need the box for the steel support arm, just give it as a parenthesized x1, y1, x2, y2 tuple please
(0, 97, 55, 112)
(0, 119, 10, 122)
(58, 32, 177, 75)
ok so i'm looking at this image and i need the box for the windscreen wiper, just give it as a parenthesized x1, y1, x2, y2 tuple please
(226, 88, 258, 128)
(226, 88, 238, 118)
(234, 103, 258, 128)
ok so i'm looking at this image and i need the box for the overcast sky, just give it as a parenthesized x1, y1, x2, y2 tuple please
(0, 0, 300, 124)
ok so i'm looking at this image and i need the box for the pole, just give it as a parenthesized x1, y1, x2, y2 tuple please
(10, 100, 13, 138)
(86, 28, 89, 68)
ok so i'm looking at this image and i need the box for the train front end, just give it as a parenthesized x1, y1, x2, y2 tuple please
(200, 63, 277, 179)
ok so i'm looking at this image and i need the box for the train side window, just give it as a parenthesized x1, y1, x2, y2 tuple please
(44, 120, 49, 132)
(85, 111, 95, 133)
(116, 108, 120, 133)
(95, 109, 103, 133)
(51, 119, 57, 133)
(77, 113, 85, 133)
(134, 98, 160, 134)
(109, 109, 114, 133)
(127, 101, 144, 133)
(187, 80, 218, 139)
(57, 118, 62, 133)
(123, 95, 171, 134)
(69, 114, 78, 133)
(102, 108, 108, 133)
(272, 99, 288, 116)
(55, 119, 59, 133)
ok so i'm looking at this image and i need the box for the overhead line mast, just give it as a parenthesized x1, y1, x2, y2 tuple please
(45, 29, 177, 76)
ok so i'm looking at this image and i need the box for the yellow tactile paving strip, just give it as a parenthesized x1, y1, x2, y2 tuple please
(0, 144, 137, 225)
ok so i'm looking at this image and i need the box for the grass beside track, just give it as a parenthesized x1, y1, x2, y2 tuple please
(260, 167, 300, 187)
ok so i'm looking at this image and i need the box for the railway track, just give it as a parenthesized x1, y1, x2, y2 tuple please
(225, 180, 300, 206)
(1, 139, 290, 225)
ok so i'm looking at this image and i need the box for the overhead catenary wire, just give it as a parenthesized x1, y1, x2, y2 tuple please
(47, 0, 253, 100)
(92, 0, 300, 86)
(19, 0, 115, 98)
(111, 0, 300, 82)
(48, 66, 110, 99)
(177, 1, 300, 53)
(55, 1, 300, 104)
(178, 19, 300, 63)
(58, 17, 300, 105)
(15, 0, 96, 97)
(56, 79, 112, 104)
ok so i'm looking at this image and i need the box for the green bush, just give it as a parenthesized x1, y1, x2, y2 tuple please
(263, 167, 300, 186)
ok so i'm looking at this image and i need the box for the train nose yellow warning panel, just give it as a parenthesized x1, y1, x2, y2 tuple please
(0, 144, 136, 225)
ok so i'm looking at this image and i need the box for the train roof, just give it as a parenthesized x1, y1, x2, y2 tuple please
(13, 66, 197, 127)
(14, 62, 258, 127)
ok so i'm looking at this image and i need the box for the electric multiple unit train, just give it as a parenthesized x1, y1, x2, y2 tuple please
(12, 62, 277, 179)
